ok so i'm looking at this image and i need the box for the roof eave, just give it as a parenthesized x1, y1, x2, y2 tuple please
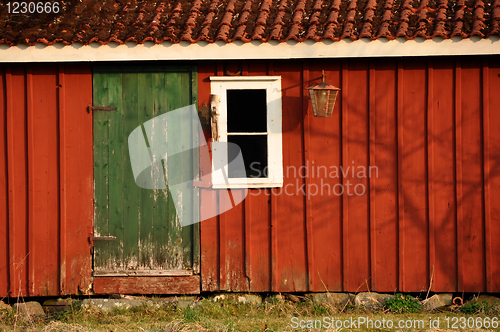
(0, 36, 499, 63)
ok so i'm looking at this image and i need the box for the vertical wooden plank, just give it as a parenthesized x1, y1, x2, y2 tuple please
(220, 191, 247, 291)
(61, 64, 93, 294)
(342, 60, 348, 291)
(31, 66, 60, 296)
(121, 72, 140, 271)
(428, 59, 457, 291)
(302, 60, 315, 291)
(137, 72, 155, 270)
(307, 60, 343, 291)
(219, 194, 227, 289)
(483, 59, 491, 292)
(399, 59, 429, 292)
(459, 59, 485, 291)
(0, 67, 9, 297)
(455, 60, 464, 292)
(427, 62, 435, 293)
(150, 72, 170, 270)
(26, 67, 35, 295)
(369, 61, 376, 291)
(165, 71, 190, 271)
(270, 187, 278, 292)
(244, 193, 251, 290)
(342, 59, 370, 292)
(57, 66, 67, 294)
(245, 191, 271, 291)
(179, 70, 195, 270)
(397, 60, 404, 292)
(272, 60, 307, 292)
(484, 58, 500, 292)
(93, 72, 111, 270)
(107, 72, 125, 270)
(7, 67, 29, 297)
(190, 66, 201, 274)
(198, 62, 220, 291)
(370, 60, 398, 292)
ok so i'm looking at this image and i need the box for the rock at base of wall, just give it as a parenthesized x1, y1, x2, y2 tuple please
(43, 298, 74, 314)
(306, 293, 354, 307)
(422, 293, 453, 311)
(473, 295, 500, 306)
(13, 302, 45, 319)
(354, 292, 393, 311)
(237, 294, 262, 305)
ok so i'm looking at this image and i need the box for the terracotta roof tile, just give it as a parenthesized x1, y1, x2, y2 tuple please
(1, 0, 499, 46)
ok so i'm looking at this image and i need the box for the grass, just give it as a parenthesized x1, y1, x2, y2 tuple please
(1, 295, 500, 331)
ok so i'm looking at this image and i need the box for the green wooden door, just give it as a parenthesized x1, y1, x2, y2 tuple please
(92, 66, 199, 276)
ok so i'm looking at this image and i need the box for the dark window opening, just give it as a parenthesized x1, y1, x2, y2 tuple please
(228, 135, 268, 178)
(227, 89, 267, 133)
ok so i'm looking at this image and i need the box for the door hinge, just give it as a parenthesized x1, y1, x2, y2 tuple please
(87, 106, 117, 113)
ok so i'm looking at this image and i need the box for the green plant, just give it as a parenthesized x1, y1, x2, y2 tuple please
(461, 300, 491, 315)
(385, 294, 423, 313)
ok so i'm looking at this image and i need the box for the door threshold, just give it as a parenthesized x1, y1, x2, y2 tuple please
(93, 269, 194, 277)
(93, 275, 200, 294)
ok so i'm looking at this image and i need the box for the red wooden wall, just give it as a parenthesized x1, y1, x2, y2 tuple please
(199, 57, 500, 293)
(1, 57, 499, 297)
(0, 64, 93, 297)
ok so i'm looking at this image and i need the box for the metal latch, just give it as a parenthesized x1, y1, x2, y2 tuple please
(87, 106, 117, 113)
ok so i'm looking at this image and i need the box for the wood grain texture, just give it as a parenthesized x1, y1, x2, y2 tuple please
(93, 276, 200, 294)
(198, 57, 500, 293)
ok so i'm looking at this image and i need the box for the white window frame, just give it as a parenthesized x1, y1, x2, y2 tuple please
(210, 76, 283, 188)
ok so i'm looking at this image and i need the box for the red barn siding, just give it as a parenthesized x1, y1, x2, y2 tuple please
(199, 56, 500, 293)
(1, 58, 499, 297)
(0, 64, 93, 297)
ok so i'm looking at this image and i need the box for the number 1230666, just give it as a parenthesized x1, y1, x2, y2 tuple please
(7, 2, 60, 14)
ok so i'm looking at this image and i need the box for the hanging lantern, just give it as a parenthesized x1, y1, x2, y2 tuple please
(307, 70, 340, 117)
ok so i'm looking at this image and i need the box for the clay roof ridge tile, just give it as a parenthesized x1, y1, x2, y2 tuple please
(197, 0, 221, 41)
(306, 0, 324, 39)
(255, 11, 271, 26)
(493, 0, 500, 31)
(286, 0, 309, 42)
(312, 0, 323, 11)
(437, 0, 449, 9)
(453, 0, 466, 20)
(471, 0, 487, 36)
(278, 0, 289, 11)
(395, 0, 414, 37)
(473, 0, 486, 9)
(375, 0, 395, 38)
(431, 0, 449, 37)
(220, 11, 236, 27)
(270, 1, 288, 40)
(259, 0, 273, 12)
(242, 0, 255, 12)
(215, 0, 240, 42)
(231, 0, 254, 42)
(383, 0, 394, 10)
(295, 0, 308, 12)
(417, 7, 429, 23)
(324, 0, 341, 39)
(359, 0, 378, 38)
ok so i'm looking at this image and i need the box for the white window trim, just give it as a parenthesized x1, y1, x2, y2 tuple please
(210, 76, 283, 188)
